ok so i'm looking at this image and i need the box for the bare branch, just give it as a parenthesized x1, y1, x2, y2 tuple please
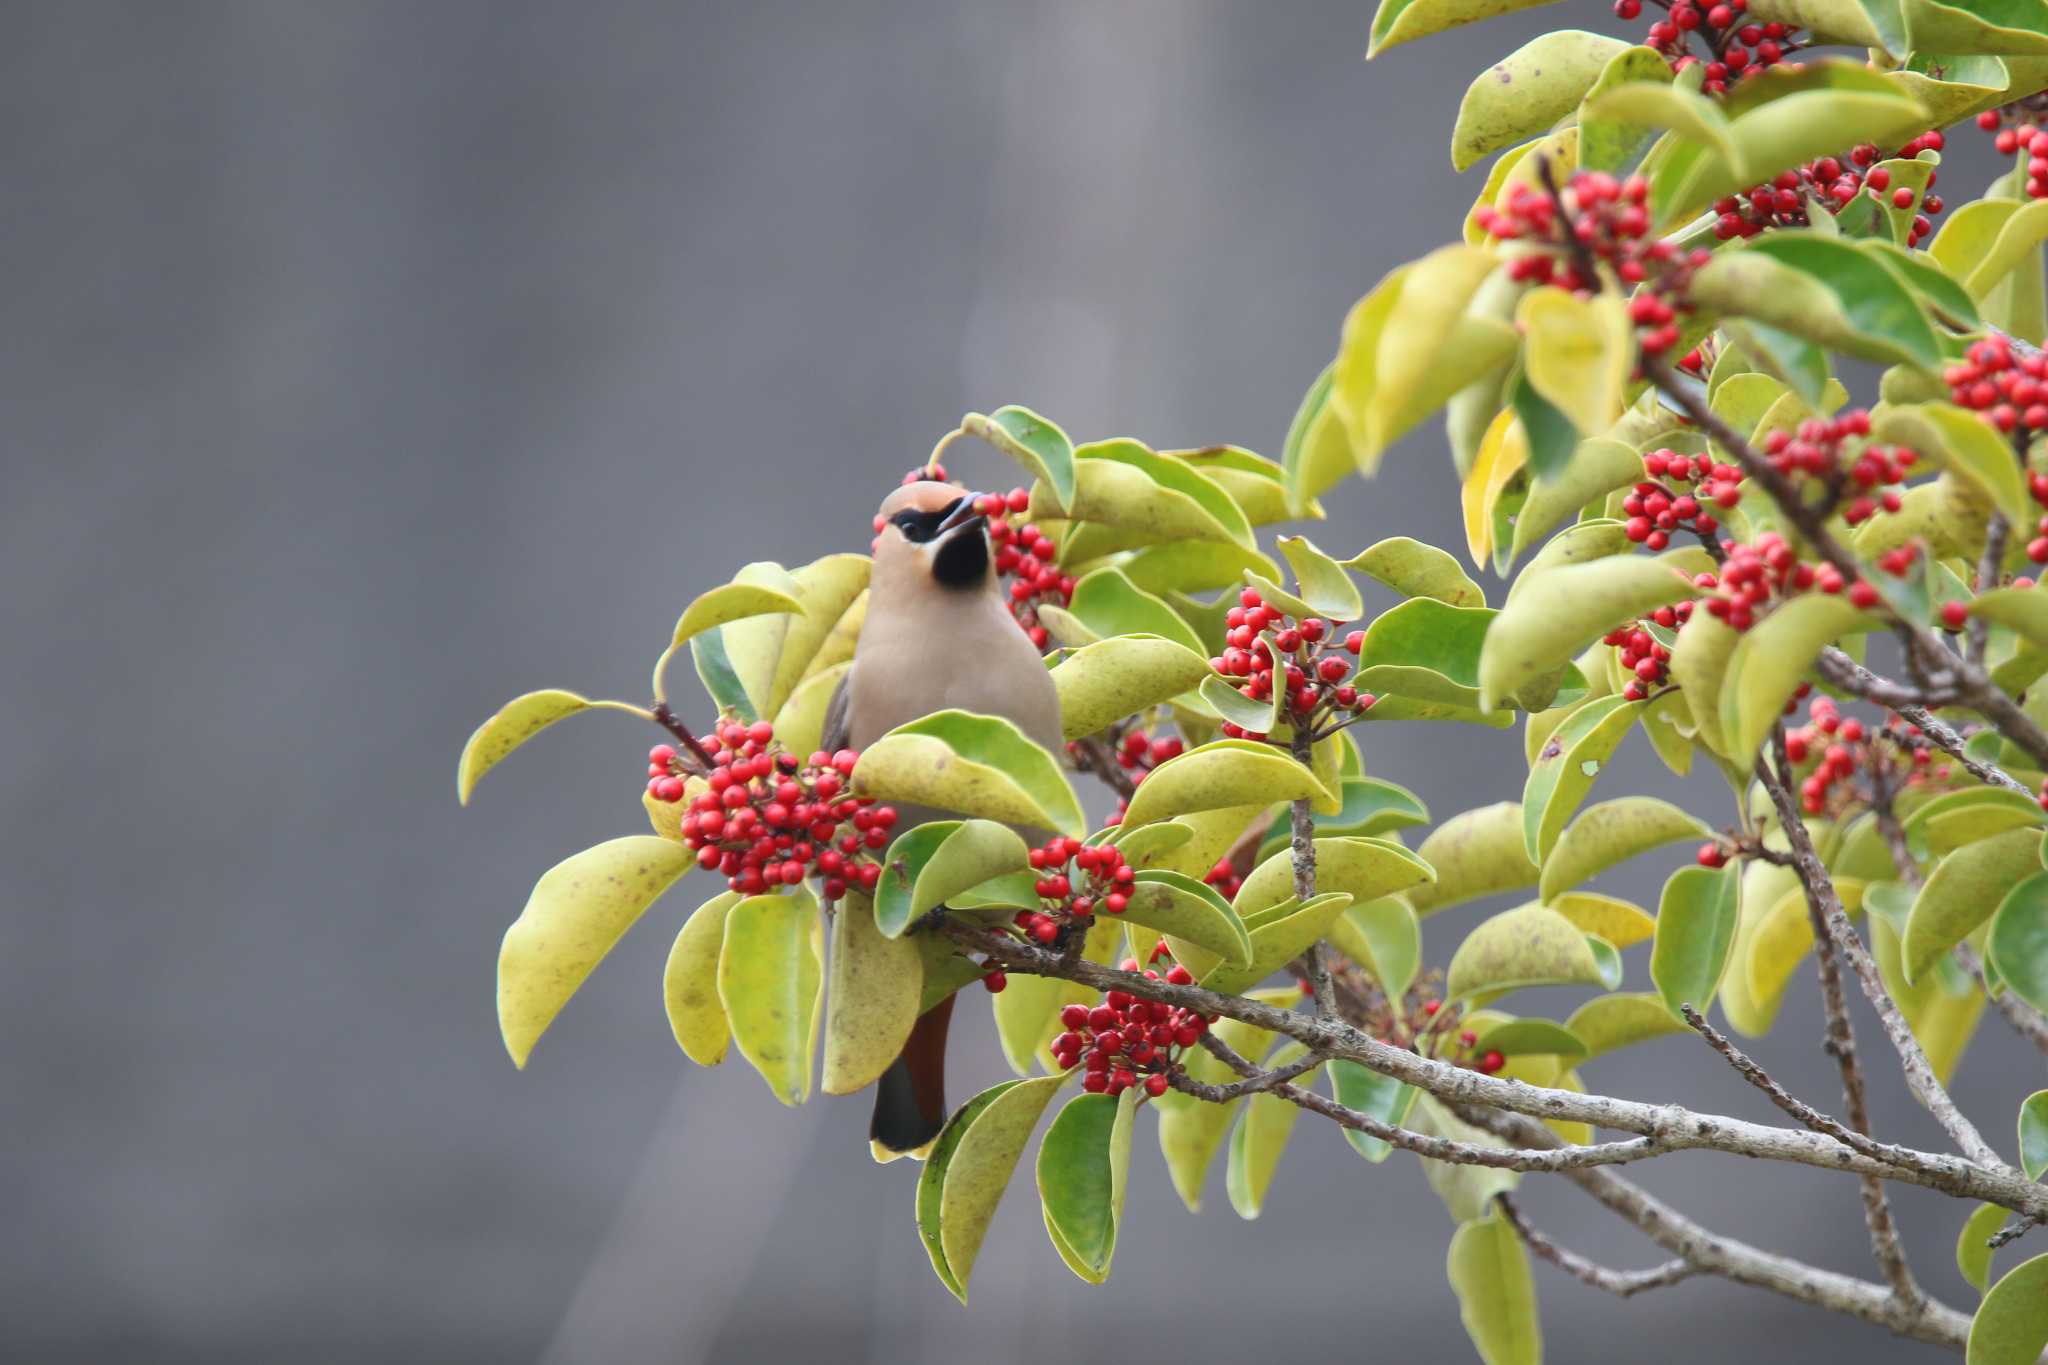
(1070, 733, 1137, 801)
(1288, 726, 1337, 1021)
(1494, 1194, 1694, 1299)
(1958, 942, 2048, 1058)
(1970, 512, 2011, 668)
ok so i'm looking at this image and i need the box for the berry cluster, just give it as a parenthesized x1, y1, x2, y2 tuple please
(972, 487, 1077, 650)
(1711, 136, 1945, 245)
(1449, 1026, 1508, 1075)
(1087, 727, 1187, 826)
(1477, 173, 1709, 355)
(1625, 447, 1739, 549)
(1785, 696, 1952, 815)
(1006, 836, 1139, 945)
(647, 720, 898, 899)
(1979, 106, 2048, 200)
(1946, 336, 2048, 440)
(1613, 0, 1801, 93)
(1760, 411, 1911, 527)
(1050, 955, 1210, 1097)
(1212, 587, 1376, 739)
(1604, 616, 1686, 701)
(1203, 857, 1246, 903)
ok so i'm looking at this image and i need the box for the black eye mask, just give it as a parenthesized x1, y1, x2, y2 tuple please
(890, 497, 964, 544)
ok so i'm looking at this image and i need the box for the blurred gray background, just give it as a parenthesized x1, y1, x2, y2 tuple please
(4, 2, 2040, 1361)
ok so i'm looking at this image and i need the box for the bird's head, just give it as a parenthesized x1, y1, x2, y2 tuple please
(872, 480, 991, 593)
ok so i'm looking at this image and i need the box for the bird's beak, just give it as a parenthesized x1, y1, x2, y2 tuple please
(936, 492, 987, 539)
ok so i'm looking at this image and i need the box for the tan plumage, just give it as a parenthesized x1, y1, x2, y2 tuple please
(824, 479, 1061, 1159)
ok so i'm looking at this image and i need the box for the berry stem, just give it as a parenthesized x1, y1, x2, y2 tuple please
(650, 701, 719, 773)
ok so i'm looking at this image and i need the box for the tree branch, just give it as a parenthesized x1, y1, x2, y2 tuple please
(1493, 1194, 1695, 1299)
(1070, 733, 1137, 801)
(941, 920, 2048, 1217)
(1288, 726, 1336, 1020)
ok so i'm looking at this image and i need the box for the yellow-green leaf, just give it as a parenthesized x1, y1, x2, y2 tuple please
(1565, 991, 1688, 1057)
(1549, 890, 1656, 947)
(1329, 894, 1423, 998)
(962, 405, 1077, 514)
(820, 889, 923, 1095)
(1479, 554, 1697, 711)
(1720, 594, 1877, 762)
(498, 836, 694, 1068)
(1960, 1200, 2009, 1295)
(936, 1071, 1071, 1300)
(1448, 901, 1611, 1001)
(1037, 1088, 1137, 1283)
(1540, 796, 1712, 900)
(1971, 587, 2048, 653)
(1120, 869, 1254, 966)
(1035, 439, 1253, 550)
(1523, 693, 1639, 860)
(1120, 739, 1332, 830)
(1511, 437, 1646, 562)
(668, 579, 807, 653)
(1409, 802, 1542, 915)
(1227, 1042, 1321, 1219)
(1669, 609, 1739, 756)
(853, 710, 1085, 837)
(716, 889, 824, 1105)
(663, 890, 741, 1066)
(911, 820, 1034, 923)
(2021, 1090, 2048, 1182)
(765, 553, 870, 718)
(1277, 535, 1363, 620)
(1452, 29, 1631, 171)
(1971, 1250, 2048, 1365)
(457, 689, 594, 805)
(1197, 892, 1357, 998)
(1874, 403, 2032, 529)
(1519, 286, 1633, 439)
(1233, 836, 1437, 920)
(1327, 1057, 1420, 1162)
(1650, 862, 1741, 1014)
(1904, 828, 2044, 982)
(1989, 872, 2048, 1016)
(1447, 1215, 1543, 1365)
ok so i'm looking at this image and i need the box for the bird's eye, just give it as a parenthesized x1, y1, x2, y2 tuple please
(892, 508, 948, 543)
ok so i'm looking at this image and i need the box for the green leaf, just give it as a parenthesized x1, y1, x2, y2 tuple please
(663, 891, 742, 1066)
(873, 823, 957, 939)
(1199, 639, 1284, 735)
(1155, 1001, 1290, 1211)
(1742, 235, 1945, 369)
(1448, 901, 1611, 1001)
(1510, 438, 1645, 562)
(668, 579, 807, 654)
(1650, 863, 1741, 1014)
(932, 1071, 1071, 1301)
(1227, 1042, 1321, 1218)
(1119, 869, 1255, 966)
(1903, 828, 2044, 982)
(1447, 1215, 1543, 1365)
(1332, 245, 1518, 469)
(1355, 597, 1511, 719)
(1452, 30, 1631, 171)
(1120, 739, 1331, 829)
(1345, 535, 1487, 606)
(1908, 789, 2046, 857)
(1409, 802, 1542, 915)
(1565, 991, 1688, 1058)
(1540, 796, 1713, 901)
(1327, 1058, 1419, 1161)
(1669, 610, 1740, 756)
(1368, 0, 1567, 59)
(457, 689, 597, 805)
(1550, 890, 1657, 947)
(1719, 594, 1878, 763)
(1042, 439, 1254, 550)
(962, 405, 1077, 515)
(1165, 445, 1313, 526)
(1960, 1201, 2009, 1295)
(1971, 1251, 2048, 1365)
(1276, 535, 1363, 620)
(821, 889, 923, 1095)
(2021, 1091, 2048, 1182)
(1523, 693, 1640, 861)
(497, 836, 694, 1068)
(1989, 872, 2048, 1016)
(1970, 587, 2048, 654)
(853, 710, 1086, 837)
(1282, 363, 1356, 513)
(716, 888, 825, 1105)
(1037, 1089, 1138, 1283)
(1578, 45, 1676, 174)
(1049, 635, 1213, 744)
(691, 626, 756, 722)
(1481, 554, 1697, 711)
(1197, 892, 1358, 998)
(1329, 894, 1424, 998)
(1472, 1017, 1588, 1059)
(918, 1080, 1018, 1299)
(1873, 403, 2032, 530)
(1320, 776, 1432, 838)
(1120, 540, 1283, 596)
(1519, 287, 1633, 441)
(1232, 836, 1437, 921)
(1049, 567, 1211, 656)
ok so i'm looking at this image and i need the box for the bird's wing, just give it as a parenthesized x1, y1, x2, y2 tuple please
(820, 671, 852, 755)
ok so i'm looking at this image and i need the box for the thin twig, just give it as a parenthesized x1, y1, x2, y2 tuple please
(1970, 511, 2011, 668)
(1289, 726, 1336, 1021)
(1493, 1194, 1695, 1299)
(1070, 733, 1137, 801)
(650, 701, 718, 772)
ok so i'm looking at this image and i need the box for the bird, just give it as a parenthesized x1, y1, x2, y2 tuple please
(822, 477, 1062, 1160)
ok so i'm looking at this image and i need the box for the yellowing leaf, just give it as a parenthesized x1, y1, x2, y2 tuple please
(1451, 29, 1631, 171)
(1719, 594, 1877, 762)
(663, 891, 742, 1066)
(1227, 1042, 1321, 1219)
(1564, 991, 1687, 1057)
(1669, 609, 1739, 756)
(1970, 1250, 2048, 1365)
(1549, 890, 1656, 947)
(1409, 802, 1541, 915)
(717, 889, 825, 1105)
(1873, 403, 2031, 529)
(820, 890, 924, 1095)
(1904, 827, 2045, 982)
(936, 1072, 1070, 1301)
(1051, 635, 1213, 742)
(1540, 796, 1712, 900)
(498, 836, 694, 1068)
(458, 689, 594, 805)
(1518, 287, 1632, 439)
(1463, 408, 1526, 567)
(1479, 554, 1696, 711)
(853, 711, 1085, 837)
(1447, 1215, 1543, 1365)
(1120, 739, 1331, 830)
(1232, 836, 1436, 920)
(1447, 901, 1610, 1001)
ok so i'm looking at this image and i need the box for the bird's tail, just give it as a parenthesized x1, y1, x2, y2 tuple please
(869, 993, 954, 1162)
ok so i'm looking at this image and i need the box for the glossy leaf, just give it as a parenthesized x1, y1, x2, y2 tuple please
(1228, 1042, 1320, 1218)
(1369, 0, 1568, 57)
(1549, 890, 1657, 947)
(1523, 693, 1639, 860)
(1903, 828, 2044, 982)
(1478, 554, 1696, 711)
(1345, 535, 1487, 607)
(498, 836, 694, 1068)
(1409, 802, 1541, 914)
(1988, 873, 2048, 1016)
(457, 689, 595, 805)
(1119, 869, 1255, 966)
(1520, 287, 1633, 440)
(1198, 892, 1357, 998)
(663, 891, 742, 1066)
(1719, 594, 1876, 762)
(962, 405, 1077, 514)
(917, 1081, 1016, 1299)
(1276, 535, 1363, 620)
(1120, 739, 1330, 830)
(1959, 1201, 2008, 1295)
(927, 1072, 1069, 1300)
(668, 579, 807, 655)
(1971, 1252, 2048, 1365)
(716, 889, 825, 1105)
(1540, 796, 1713, 900)
(1565, 991, 1688, 1058)
(1329, 894, 1423, 999)
(1037, 1088, 1138, 1283)
(1650, 863, 1741, 1014)
(1053, 567, 1211, 656)
(1447, 901, 1611, 1001)
(821, 889, 923, 1095)
(1120, 540, 1282, 596)
(853, 710, 1085, 837)
(1043, 439, 1254, 551)
(1447, 1215, 1542, 1365)
(1452, 30, 1631, 171)
(1327, 1059, 1419, 1162)
(1233, 836, 1436, 921)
